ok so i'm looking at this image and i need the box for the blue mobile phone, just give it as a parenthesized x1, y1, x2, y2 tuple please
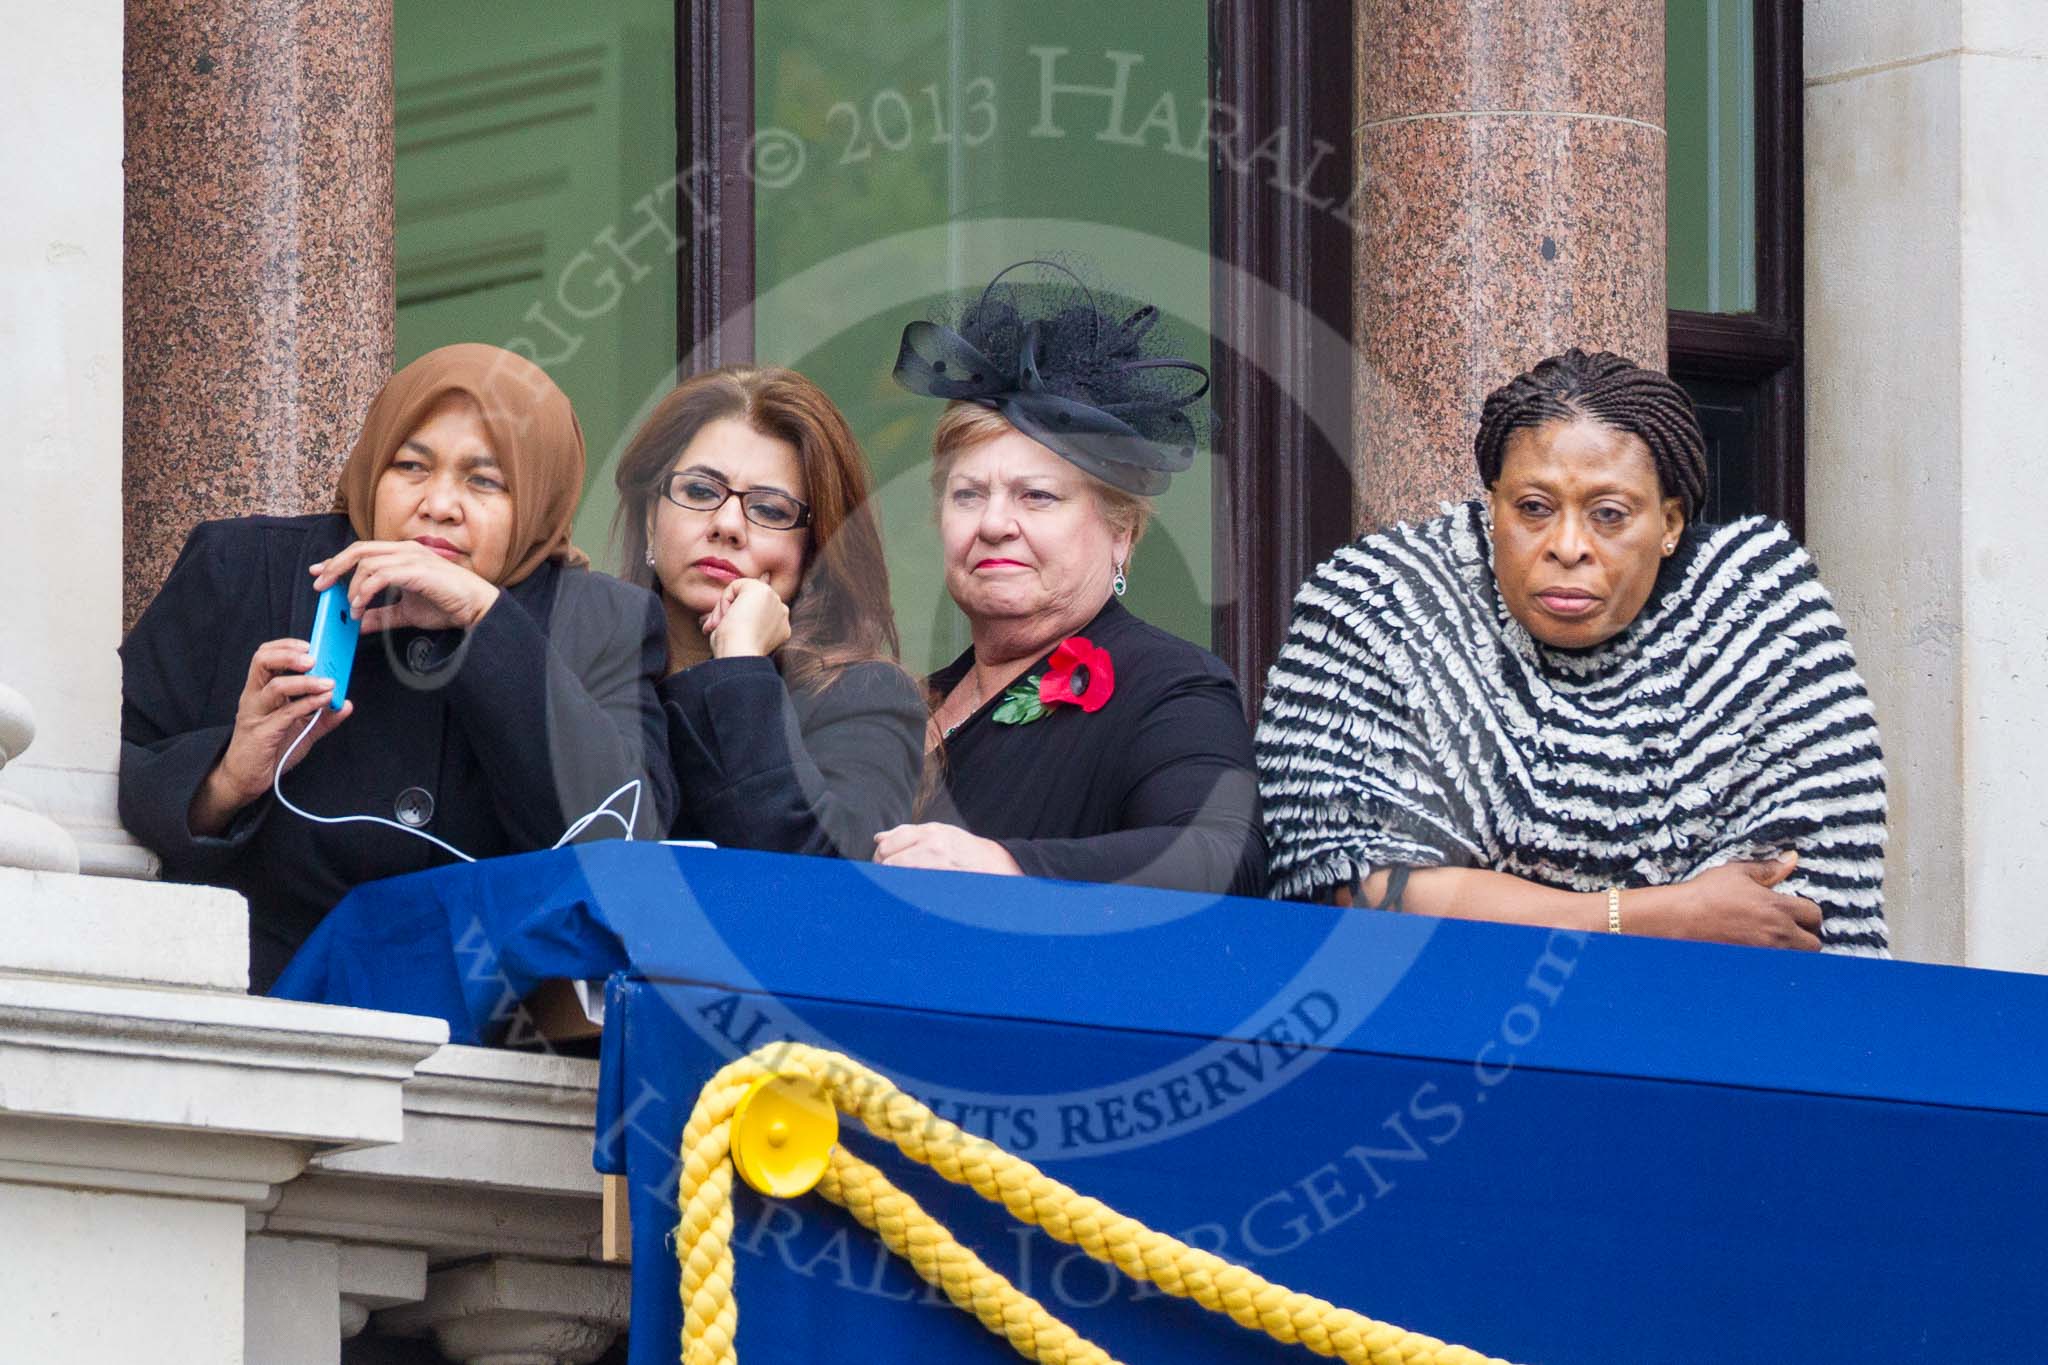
(308, 581, 360, 712)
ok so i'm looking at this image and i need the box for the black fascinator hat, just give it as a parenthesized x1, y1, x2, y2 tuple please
(891, 259, 1212, 495)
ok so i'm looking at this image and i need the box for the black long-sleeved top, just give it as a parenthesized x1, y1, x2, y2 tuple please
(661, 657, 925, 859)
(119, 514, 676, 990)
(927, 599, 1267, 897)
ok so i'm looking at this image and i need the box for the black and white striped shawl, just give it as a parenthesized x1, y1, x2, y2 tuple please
(1256, 500, 1889, 955)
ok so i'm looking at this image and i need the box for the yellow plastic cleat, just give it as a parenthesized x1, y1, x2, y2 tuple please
(730, 1073, 838, 1198)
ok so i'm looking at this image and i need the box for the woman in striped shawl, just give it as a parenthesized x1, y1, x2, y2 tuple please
(1256, 349, 1887, 954)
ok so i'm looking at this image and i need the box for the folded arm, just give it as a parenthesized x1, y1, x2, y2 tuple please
(662, 658, 925, 859)
(996, 672, 1268, 897)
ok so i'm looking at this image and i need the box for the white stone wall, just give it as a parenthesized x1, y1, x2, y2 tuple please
(0, 0, 145, 876)
(0, 870, 452, 1365)
(1, 1185, 248, 1358)
(1805, 1, 2048, 970)
(1, 864, 621, 1364)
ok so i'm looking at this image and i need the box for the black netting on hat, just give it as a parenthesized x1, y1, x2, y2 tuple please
(892, 258, 1213, 494)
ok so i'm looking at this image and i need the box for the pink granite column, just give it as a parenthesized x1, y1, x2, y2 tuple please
(124, 0, 395, 626)
(1353, 0, 1666, 530)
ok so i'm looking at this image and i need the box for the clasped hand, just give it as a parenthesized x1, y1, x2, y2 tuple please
(701, 577, 791, 659)
(1670, 853, 1824, 950)
(873, 823, 1023, 876)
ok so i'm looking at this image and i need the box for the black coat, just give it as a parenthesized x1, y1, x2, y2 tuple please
(661, 657, 925, 859)
(928, 599, 1268, 897)
(119, 514, 676, 990)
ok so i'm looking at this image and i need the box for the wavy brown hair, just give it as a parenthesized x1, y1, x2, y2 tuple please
(615, 367, 901, 691)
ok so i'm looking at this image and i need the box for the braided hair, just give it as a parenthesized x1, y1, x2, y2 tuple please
(1473, 349, 1708, 521)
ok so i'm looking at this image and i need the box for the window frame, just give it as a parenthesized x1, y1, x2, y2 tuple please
(1666, 0, 1804, 535)
(675, 0, 756, 370)
(1208, 0, 1357, 711)
(674, 0, 1355, 715)
(675, 1, 1797, 684)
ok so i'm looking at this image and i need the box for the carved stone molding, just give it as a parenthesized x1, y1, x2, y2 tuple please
(378, 1259, 628, 1365)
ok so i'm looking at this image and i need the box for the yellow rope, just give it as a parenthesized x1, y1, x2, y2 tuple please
(677, 1043, 1520, 1365)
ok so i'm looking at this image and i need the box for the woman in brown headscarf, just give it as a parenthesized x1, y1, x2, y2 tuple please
(120, 344, 676, 991)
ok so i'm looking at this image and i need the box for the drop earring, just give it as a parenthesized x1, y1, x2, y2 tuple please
(1112, 560, 1128, 597)
(645, 548, 656, 567)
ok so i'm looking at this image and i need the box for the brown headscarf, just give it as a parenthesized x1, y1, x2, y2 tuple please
(333, 343, 590, 585)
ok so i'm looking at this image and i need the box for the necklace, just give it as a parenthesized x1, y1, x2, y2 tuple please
(941, 669, 986, 740)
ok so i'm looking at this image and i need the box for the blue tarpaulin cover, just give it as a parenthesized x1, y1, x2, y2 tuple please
(277, 843, 2048, 1363)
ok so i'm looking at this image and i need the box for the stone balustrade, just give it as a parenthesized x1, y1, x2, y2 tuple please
(0, 866, 631, 1364)
(0, 684, 82, 875)
(265, 1044, 630, 1362)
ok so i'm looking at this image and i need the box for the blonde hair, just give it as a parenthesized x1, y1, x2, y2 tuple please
(929, 401, 1152, 554)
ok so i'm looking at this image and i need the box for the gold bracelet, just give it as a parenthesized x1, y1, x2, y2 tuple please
(1606, 886, 1623, 934)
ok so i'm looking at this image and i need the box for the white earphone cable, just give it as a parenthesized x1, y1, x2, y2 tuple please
(274, 712, 645, 863)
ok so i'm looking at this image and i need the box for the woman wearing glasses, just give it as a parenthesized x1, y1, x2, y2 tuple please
(615, 367, 925, 858)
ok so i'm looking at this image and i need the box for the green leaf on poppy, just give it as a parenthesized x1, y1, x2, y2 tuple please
(991, 675, 1051, 726)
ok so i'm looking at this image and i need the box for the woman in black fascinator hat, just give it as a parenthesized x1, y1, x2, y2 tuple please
(872, 259, 1267, 898)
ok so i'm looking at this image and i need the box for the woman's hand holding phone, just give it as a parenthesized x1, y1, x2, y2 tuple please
(310, 541, 500, 634)
(189, 638, 353, 836)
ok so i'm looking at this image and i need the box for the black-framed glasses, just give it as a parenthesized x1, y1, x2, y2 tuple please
(660, 471, 812, 531)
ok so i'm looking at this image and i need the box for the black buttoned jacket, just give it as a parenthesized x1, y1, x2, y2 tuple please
(119, 514, 676, 991)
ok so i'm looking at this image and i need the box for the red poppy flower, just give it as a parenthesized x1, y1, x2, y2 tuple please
(1038, 636, 1115, 713)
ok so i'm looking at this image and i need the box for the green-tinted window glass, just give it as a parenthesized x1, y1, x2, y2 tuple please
(754, 1, 1214, 672)
(392, 0, 677, 561)
(1666, 0, 1757, 314)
